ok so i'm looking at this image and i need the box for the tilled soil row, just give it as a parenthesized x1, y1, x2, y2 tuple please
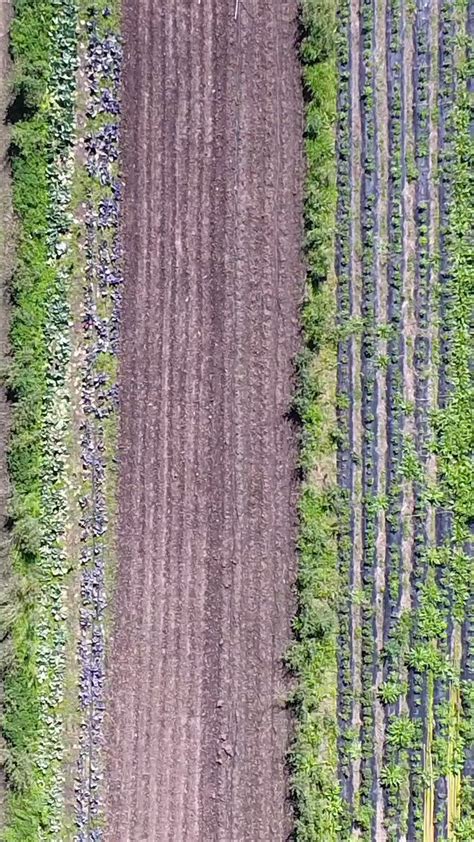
(104, 2, 303, 840)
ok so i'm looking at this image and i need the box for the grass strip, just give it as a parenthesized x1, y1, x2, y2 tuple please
(287, 1, 345, 839)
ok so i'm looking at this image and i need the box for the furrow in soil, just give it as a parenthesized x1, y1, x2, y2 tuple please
(104, 2, 303, 840)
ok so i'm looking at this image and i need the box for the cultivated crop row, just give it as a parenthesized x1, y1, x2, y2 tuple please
(74, 2, 122, 838)
(316, 0, 474, 839)
(293, 0, 473, 839)
(2, 1, 122, 839)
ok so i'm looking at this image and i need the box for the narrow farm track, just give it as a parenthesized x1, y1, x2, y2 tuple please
(104, 1, 303, 840)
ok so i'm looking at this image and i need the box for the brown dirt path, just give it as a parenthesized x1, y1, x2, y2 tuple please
(104, 1, 303, 840)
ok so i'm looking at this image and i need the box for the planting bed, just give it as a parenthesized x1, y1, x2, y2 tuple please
(0, 0, 471, 840)
(319, 0, 474, 838)
(103, 1, 303, 840)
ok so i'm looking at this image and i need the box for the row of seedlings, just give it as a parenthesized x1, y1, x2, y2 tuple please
(390, 0, 435, 834)
(345, 0, 368, 817)
(431, 2, 460, 836)
(73, 3, 122, 840)
(398, 0, 419, 827)
(334, 0, 353, 824)
(359, 0, 378, 832)
(371, 0, 390, 835)
(37, 5, 80, 833)
(379, 0, 415, 837)
(407, 0, 433, 836)
(420, 1, 442, 835)
(381, 0, 403, 824)
(434, 1, 474, 836)
(383, 0, 418, 836)
(455, 4, 474, 834)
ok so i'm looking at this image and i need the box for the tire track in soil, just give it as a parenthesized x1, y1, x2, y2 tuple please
(104, 0, 152, 833)
(104, 2, 303, 840)
(176, 6, 208, 829)
(130, 7, 164, 834)
(165, 4, 206, 835)
(146, 3, 192, 832)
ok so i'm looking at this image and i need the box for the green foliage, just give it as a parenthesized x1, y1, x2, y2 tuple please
(431, 27, 473, 543)
(301, 2, 337, 294)
(290, 1, 346, 839)
(443, 28, 474, 831)
(380, 763, 406, 792)
(3, 4, 54, 828)
(378, 679, 407, 706)
(2, 1, 79, 838)
(386, 715, 419, 751)
(10, 1, 53, 110)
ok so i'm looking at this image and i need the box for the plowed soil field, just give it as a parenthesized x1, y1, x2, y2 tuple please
(104, 1, 303, 840)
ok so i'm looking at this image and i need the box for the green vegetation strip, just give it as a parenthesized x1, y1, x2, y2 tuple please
(288, 1, 344, 839)
(2, 1, 79, 838)
(433, 9, 474, 837)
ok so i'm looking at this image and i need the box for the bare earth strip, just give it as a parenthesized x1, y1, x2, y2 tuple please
(104, 2, 303, 841)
